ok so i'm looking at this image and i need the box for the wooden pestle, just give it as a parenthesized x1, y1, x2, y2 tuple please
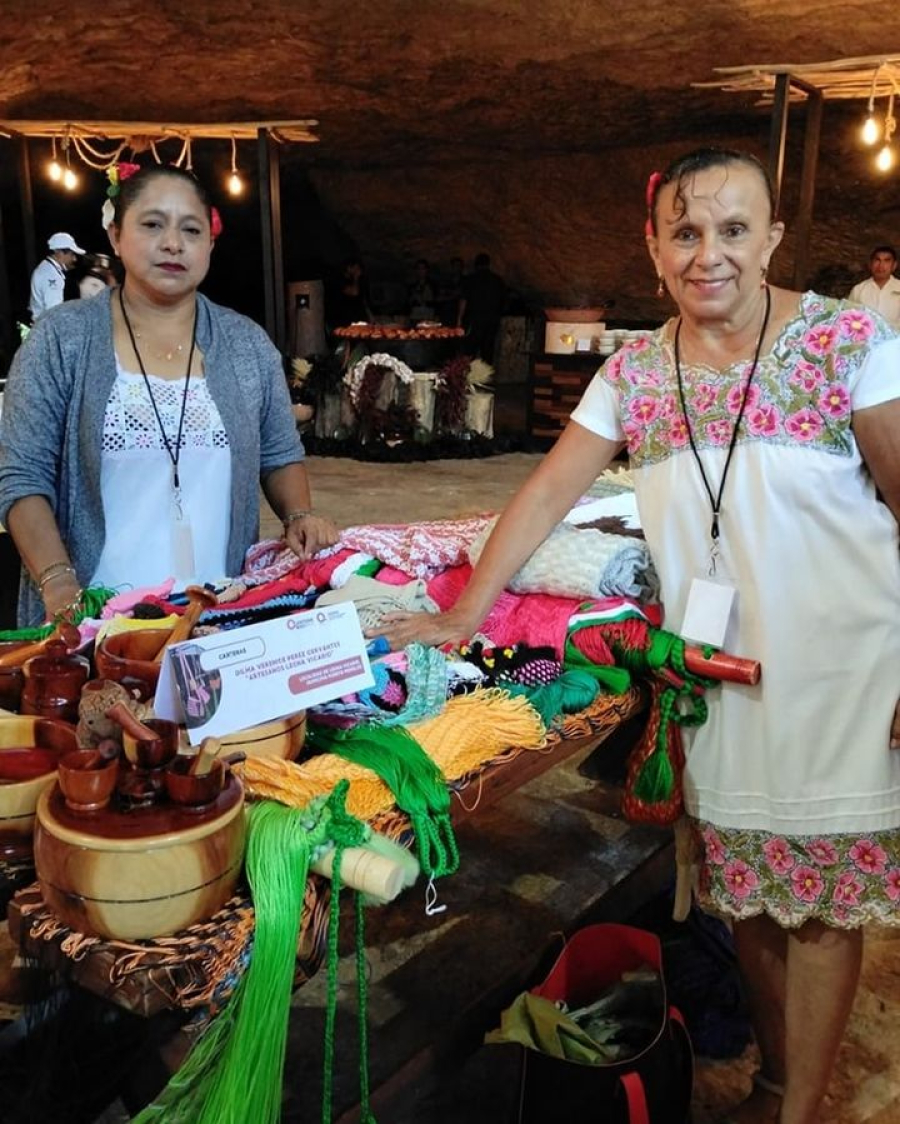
(189, 737, 222, 776)
(153, 586, 218, 663)
(104, 701, 159, 743)
(0, 621, 82, 669)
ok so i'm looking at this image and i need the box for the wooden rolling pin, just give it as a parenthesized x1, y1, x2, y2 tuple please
(311, 846, 410, 904)
(153, 586, 218, 663)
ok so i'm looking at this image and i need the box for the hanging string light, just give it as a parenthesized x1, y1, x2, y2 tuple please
(860, 65, 883, 146)
(227, 135, 244, 196)
(875, 89, 896, 172)
(62, 135, 78, 191)
(47, 136, 62, 182)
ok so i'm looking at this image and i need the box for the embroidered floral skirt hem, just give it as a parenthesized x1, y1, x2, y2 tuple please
(694, 820, 900, 929)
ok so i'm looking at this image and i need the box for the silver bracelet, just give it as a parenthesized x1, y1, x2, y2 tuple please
(282, 509, 313, 526)
(38, 564, 78, 591)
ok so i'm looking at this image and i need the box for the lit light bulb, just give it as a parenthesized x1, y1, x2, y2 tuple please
(875, 143, 895, 172)
(861, 114, 881, 146)
(63, 167, 78, 190)
(228, 172, 244, 196)
(48, 159, 63, 182)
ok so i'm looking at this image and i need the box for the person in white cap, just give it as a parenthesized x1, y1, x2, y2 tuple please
(28, 232, 85, 320)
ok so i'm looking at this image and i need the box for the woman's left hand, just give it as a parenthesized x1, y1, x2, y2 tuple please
(891, 696, 900, 749)
(284, 514, 340, 560)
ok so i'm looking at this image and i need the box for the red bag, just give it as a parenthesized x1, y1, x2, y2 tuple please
(517, 924, 693, 1124)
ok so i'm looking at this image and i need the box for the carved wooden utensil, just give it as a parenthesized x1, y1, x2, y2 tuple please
(0, 622, 82, 670)
(153, 586, 218, 663)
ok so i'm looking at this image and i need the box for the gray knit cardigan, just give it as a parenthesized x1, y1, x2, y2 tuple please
(0, 288, 305, 626)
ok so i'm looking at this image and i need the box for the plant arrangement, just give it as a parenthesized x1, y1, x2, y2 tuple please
(289, 353, 344, 404)
(435, 355, 472, 433)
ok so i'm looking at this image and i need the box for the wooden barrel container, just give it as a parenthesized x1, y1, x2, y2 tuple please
(0, 716, 78, 860)
(218, 711, 307, 761)
(34, 777, 246, 940)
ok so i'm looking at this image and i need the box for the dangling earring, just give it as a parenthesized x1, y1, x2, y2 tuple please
(656, 275, 666, 299)
(760, 264, 768, 289)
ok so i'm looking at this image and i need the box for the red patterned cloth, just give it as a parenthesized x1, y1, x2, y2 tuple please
(340, 516, 496, 579)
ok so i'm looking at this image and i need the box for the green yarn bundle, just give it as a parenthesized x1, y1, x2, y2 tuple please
(132, 783, 378, 1124)
(0, 584, 117, 642)
(306, 722, 459, 881)
(504, 668, 600, 725)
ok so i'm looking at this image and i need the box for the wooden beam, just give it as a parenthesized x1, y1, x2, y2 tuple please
(768, 73, 790, 217)
(792, 87, 823, 290)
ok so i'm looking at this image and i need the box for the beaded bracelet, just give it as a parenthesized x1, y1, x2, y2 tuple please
(282, 509, 313, 526)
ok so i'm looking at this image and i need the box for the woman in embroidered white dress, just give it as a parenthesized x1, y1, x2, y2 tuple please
(382, 149, 900, 1124)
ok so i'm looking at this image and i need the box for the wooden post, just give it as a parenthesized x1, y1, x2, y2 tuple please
(792, 84, 823, 290)
(256, 127, 286, 353)
(768, 73, 790, 217)
(17, 134, 36, 278)
(0, 197, 14, 374)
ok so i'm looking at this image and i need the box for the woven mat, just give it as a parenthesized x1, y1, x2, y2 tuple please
(9, 873, 332, 1019)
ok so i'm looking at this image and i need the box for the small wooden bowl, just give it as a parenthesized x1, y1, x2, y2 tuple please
(123, 718, 180, 770)
(57, 750, 119, 813)
(0, 642, 29, 712)
(94, 629, 172, 701)
(165, 757, 226, 807)
(35, 778, 246, 940)
(0, 716, 78, 859)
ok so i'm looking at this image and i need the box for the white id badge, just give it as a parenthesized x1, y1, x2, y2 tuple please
(172, 516, 196, 579)
(680, 577, 736, 648)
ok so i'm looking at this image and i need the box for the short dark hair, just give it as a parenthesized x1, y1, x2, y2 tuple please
(648, 148, 776, 236)
(871, 245, 897, 261)
(474, 252, 491, 269)
(113, 165, 213, 228)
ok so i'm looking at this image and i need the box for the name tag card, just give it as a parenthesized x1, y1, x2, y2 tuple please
(154, 602, 374, 744)
(679, 577, 736, 649)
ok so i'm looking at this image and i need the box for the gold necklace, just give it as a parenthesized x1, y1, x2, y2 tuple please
(120, 294, 194, 362)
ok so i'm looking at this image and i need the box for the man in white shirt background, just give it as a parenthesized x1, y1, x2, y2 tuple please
(848, 244, 900, 329)
(28, 232, 85, 321)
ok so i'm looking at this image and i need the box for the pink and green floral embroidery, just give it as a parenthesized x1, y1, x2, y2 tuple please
(695, 821, 900, 929)
(604, 293, 895, 469)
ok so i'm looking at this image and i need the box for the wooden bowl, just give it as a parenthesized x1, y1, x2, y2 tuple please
(35, 777, 246, 940)
(218, 711, 306, 761)
(94, 629, 172, 701)
(0, 716, 78, 859)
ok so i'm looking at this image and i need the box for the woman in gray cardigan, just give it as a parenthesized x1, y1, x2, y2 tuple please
(0, 164, 337, 627)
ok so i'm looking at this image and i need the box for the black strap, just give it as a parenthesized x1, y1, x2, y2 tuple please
(673, 286, 771, 543)
(118, 287, 198, 491)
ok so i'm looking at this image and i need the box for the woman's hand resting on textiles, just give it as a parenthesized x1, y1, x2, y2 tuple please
(891, 697, 900, 750)
(371, 607, 477, 652)
(284, 513, 340, 560)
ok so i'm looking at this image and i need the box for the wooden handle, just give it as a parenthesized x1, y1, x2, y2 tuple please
(0, 621, 82, 669)
(104, 701, 158, 742)
(683, 647, 761, 685)
(311, 846, 409, 903)
(153, 586, 217, 663)
(190, 737, 222, 776)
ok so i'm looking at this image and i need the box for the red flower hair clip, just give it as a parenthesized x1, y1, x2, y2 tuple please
(210, 207, 223, 240)
(644, 170, 663, 237)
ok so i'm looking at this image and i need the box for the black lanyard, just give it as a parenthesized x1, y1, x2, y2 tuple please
(118, 287, 198, 493)
(673, 285, 771, 546)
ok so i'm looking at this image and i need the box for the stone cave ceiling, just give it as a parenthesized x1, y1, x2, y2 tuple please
(1, 1, 898, 313)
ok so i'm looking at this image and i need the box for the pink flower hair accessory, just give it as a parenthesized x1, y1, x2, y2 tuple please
(210, 207, 223, 240)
